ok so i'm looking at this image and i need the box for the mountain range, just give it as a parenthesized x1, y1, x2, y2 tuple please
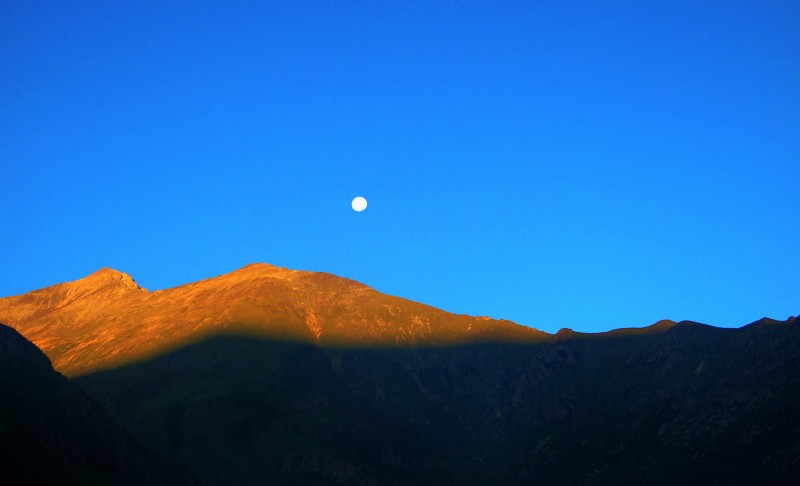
(1, 264, 798, 484)
(0, 264, 540, 377)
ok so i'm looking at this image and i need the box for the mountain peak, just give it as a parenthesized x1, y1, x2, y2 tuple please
(239, 262, 280, 271)
(224, 263, 368, 290)
(232, 262, 296, 276)
(82, 267, 143, 291)
(649, 319, 678, 331)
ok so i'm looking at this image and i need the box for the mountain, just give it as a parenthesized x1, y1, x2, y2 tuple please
(0, 264, 543, 377)
(1, 265, 799, 484)
(73, 319, 800, 485)
(0, 322, 195, 485)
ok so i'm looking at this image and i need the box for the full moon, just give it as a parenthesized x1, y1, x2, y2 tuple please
(351, 196, 367, 212)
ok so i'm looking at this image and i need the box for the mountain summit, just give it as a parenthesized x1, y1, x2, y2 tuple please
(0, 263, 544, 376)
(84, 267, 144, 290)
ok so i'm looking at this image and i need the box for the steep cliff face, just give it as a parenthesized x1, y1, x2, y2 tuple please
(0, 323, 194, 485)
(0, 263, 544, 376)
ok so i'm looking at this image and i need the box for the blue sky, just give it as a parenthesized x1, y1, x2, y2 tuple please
(2, 1, 799, 333)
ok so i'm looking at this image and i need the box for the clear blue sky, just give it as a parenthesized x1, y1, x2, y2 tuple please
(2, 1, 799, 333)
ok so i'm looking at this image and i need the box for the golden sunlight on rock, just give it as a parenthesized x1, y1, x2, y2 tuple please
(0, 263, 545, 377)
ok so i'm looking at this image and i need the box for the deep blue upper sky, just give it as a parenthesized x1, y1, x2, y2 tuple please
(2, 1, 798, 333)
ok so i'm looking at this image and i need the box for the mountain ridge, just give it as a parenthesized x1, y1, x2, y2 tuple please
(75, 314, 800, 485)
(0, 263, 794, 378)
(0, 263, 546, 377)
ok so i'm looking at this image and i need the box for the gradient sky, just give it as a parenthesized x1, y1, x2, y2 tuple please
(2, 1, 799, 333)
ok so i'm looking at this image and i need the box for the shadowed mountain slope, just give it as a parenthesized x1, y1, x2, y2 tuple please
(0, 323, 195, 485)
(75, 317, 800, 485)
(0, 264, 543, 377)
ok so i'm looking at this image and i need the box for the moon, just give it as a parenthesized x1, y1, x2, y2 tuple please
(351, 196, 367, 212)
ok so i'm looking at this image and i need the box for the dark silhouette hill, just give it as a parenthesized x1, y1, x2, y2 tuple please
(0, 323, 195, 485)
(1, 264, 798, 484)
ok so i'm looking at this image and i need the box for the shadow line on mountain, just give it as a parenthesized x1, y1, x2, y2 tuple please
(67, 317, 742, 380)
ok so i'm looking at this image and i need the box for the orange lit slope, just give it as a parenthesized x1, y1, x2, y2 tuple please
(0, 263, 545, 376)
